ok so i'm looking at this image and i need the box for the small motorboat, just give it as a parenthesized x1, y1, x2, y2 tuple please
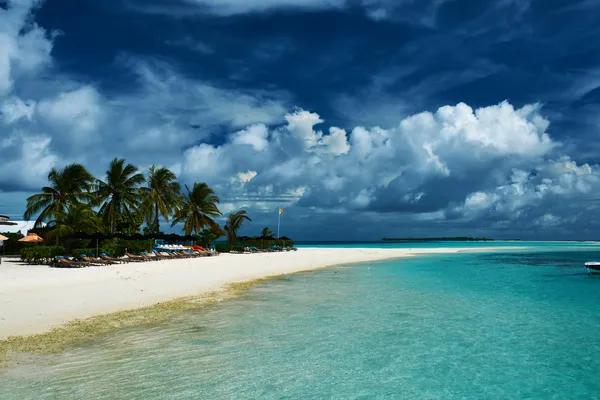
(585, 262, 600, 275)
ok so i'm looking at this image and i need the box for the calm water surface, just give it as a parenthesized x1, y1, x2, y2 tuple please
(2, 243, 600, 399)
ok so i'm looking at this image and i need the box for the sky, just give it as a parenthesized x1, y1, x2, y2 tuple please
(1, 0, 600, 240)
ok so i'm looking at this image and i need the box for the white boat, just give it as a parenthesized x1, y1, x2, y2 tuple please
(585, 262, 600, 274)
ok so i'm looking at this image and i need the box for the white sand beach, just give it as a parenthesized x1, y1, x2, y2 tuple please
(0, 247, 502, 339)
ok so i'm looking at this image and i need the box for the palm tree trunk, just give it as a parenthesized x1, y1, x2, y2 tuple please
(154, 205, 159, 234)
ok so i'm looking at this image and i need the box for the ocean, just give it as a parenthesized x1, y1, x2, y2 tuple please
(2, 242, 600, 399)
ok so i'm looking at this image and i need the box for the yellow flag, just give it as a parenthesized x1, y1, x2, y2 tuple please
(279, 208, 284, 214)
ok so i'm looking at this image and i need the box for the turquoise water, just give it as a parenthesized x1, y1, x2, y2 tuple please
(3, 243, 600, 399)
(296, 240, 600, 249)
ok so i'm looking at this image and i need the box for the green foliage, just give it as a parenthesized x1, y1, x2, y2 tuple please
(0, 232, 26, 255)
(224, 209, 252, 245)
(20, 246, 65, 264)
(171, 183, 222, 235)
(24, 163, 94, 228)
(71, 248, 99, 257)
(46, 204, 104, 243)
(214, 243, 232, 253)
(100, 244, 118, 257)
(71, 241, 152, 257)
(115, 213, 143, 235)
(20, 157, 246, 249)
(114, 240, 154, 256)
(196, 227, 224, 248)
(261, 227, 273, 237)
(93, 158, 146, 233)
(140, 165, 181, 234)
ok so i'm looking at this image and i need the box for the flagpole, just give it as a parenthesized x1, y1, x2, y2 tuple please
(277, 209, 281, 238)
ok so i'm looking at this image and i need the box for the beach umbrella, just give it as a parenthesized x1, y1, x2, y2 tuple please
(18, 233, 43, 243)
(257, 235, 275, 241)
(257, 235, 275, 249)
(65, 232, 113, 256)
(278, 236, 292, 246)
(160, 233, 181, 243)
(127, 233, 146, 241)
(65, 232, 95, 240)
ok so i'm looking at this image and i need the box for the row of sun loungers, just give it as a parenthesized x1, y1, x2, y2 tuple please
(53, 249, 218, 268)
(236, 246, 298, 254)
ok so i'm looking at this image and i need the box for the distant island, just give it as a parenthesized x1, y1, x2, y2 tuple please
(382, 237, 494, 242)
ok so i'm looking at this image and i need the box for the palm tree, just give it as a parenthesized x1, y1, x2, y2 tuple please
(224, 210, 252, 245)
(261, 227, 273, 237)
(24, 163, 95, 227)
(93, 158, 146, 233)
(140, 166, 181, 234)
(198, 226, 224, 248)
(45, 204, 104, 243)
(171, 182, 222, 235)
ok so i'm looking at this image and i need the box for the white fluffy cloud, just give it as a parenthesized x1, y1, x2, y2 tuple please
(0, 0, 53, 95)
(177, 100, 567, 219)
(170, 96, 600, 236)
(37, 86, 104, 134)
(0, 0, 60, 189)
(0, 131, 57, 189)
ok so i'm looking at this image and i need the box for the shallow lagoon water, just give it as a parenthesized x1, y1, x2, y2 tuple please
(3, 243, 600, 399)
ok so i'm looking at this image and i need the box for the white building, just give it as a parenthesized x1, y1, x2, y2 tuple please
(0, 218, 44, 235)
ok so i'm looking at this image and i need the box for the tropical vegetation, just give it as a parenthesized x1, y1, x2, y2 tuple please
(24, 163, 95, 228)
(224, 210, 252, 245)
(7, 158, 302, 259)
(18, 159, 249, 252)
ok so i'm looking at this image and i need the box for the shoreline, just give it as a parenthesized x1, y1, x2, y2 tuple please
(0, 247, 519, 362)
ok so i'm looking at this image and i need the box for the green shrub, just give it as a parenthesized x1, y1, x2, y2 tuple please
(100, 244, 118, 257)
(0, 232, 27, 255)
(215, 243, 232, 253)
(20, 246, 65, 264)
(71, 248, 99, 258)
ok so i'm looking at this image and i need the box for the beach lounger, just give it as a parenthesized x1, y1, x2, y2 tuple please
(125, 253, 146, 262)
(101, 254, 129, 263)
(151, 251, 170, 259)
(54, 258, 90, 268)
(81, 255, 115, 265)
(141, 253, 157, 261)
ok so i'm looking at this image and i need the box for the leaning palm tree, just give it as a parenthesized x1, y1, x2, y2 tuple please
(24, 163, 95, 227)
(93, 158, 146, 233)
(171, 182, 222, 235)
(45, 204, 104, 244)
(224, 210, 252, 245)
(140, 166, 181, 234)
